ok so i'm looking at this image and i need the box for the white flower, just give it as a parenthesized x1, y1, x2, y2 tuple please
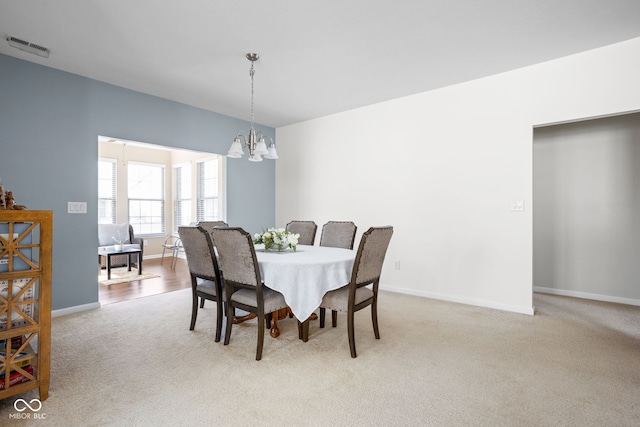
(252, 227, 299, 251)
(287, 233, 299, 246)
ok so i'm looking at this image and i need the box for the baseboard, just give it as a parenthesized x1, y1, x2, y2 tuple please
(379, 285, 535, 315)
(533, 286, 640, 307)
(52, 302, 100, 318)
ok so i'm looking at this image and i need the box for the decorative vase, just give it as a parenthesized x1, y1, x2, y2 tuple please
(114, 244, 124, 251)
(266, 245, 291, 252)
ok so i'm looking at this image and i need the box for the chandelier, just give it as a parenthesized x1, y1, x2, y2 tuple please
(227, 53, 278, 162)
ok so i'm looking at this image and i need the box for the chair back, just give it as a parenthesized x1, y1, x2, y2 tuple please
(285, 220, 317, 245)
(319, 221, 357, 249)
(178, 226, 220, 281)
(197, 221, 228, 236)
(351, 226, 393, 286)
(211, 227, 261, 288)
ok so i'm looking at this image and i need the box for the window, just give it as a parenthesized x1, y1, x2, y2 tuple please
(98, 158, 116, 224)
(197, 157, 219, 221)
(99, 138, 226, 238)
(174, 163, 192, 228)
(128, 162, 165, 236)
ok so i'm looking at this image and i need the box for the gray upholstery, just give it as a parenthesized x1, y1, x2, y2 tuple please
(195, 278, 217, 298)
(98, 223, 144, 268)
(285, 221, 317, 246)
(211, 227, 288, 360)
(178, 225, 224, 342)
(179, 226, 218, 280)
(231, 288, 288, 313)
(319, 226, 393, 357)
(319, 221, 357, 249)
(212, 228, 260, 286)
(353, 226, 394, 284)
(197, 221, 229, 236)
(320, 286, 373, 312)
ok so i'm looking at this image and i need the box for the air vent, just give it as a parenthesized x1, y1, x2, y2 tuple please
(7, 36, 50, 58)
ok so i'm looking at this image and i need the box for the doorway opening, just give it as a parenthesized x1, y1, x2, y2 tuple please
(98, 136, 225, 304)
(533, 112, 640, 307)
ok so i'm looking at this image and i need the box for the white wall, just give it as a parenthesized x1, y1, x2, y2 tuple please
(533, 113, 640, 305)
(275, 37, 640, 315)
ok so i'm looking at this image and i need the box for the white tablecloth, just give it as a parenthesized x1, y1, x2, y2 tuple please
(255, 244, 355, 321)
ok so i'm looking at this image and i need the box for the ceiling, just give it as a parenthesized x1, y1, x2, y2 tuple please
(2, 1, 640, 128)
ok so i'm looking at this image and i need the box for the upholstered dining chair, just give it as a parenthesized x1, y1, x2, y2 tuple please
(178, 225, 224, 342)
(285, 220, 317, 246)
(319, 226, 393, 358)
(211, 227, 289, 361)
(319, 221, 358, 326)
(319, 221, 357, 250)
(194, 221, 228, 307)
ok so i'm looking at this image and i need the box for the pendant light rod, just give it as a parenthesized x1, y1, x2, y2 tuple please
(247, 53, 258, 128)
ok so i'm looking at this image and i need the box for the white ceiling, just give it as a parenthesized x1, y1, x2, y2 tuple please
(2, 1, 640, 128)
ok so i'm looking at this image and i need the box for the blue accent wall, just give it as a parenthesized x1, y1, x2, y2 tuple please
(0, 53, 275, 310)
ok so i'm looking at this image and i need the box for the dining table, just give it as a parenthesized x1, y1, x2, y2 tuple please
(254, 244, 355, 340)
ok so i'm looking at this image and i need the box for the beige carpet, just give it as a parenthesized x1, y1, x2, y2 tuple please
(1, 290, 639, 426)
(98, 267, 159, 285)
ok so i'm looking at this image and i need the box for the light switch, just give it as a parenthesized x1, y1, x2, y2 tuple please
(511, 200, 525, 212)
(67, 201, 87, 214)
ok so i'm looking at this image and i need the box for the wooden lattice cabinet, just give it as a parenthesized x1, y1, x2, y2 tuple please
(0, 210, 51, 401)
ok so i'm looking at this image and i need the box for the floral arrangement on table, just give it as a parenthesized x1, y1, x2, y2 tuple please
(253, 228, 300, 252)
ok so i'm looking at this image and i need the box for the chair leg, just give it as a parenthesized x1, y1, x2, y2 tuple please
(224, 306, 234, 345)
(372, 299, 380, 339)
(214, 298, 223, 343)
(190, 290, 198, 331)
(256, 312, 265, 361)
(171, 248, 178, 270)
(200, 298, 205, 308)
(347, 308, 357, 358)
(319, 308, 325, 328)
(332, 310, 338, 327)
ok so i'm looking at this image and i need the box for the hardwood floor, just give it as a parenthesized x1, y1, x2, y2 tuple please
(99, 257, 191, 305)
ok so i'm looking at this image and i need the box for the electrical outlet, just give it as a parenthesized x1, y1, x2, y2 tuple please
(394, 260, 400, 270)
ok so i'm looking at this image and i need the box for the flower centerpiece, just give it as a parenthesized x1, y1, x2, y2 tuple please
(253, 228, 300, 252)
